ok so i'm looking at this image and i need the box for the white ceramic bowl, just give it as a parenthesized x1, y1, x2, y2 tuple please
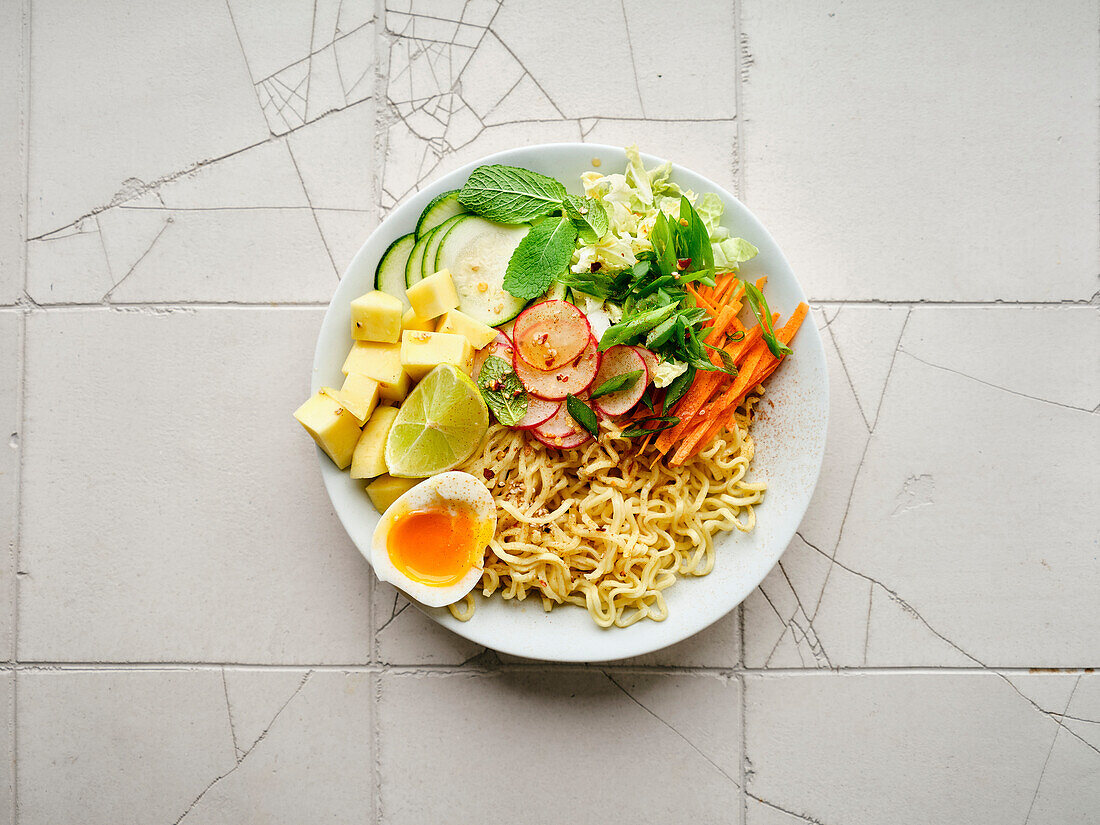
(312, 143, 828, 662)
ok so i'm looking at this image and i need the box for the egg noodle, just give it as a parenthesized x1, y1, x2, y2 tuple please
(449, 396, 765, 627)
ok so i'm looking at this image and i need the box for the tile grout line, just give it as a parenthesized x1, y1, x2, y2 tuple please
(732, 0, 748, 817)
(370, 6, 385, 824)
(1, 299, 1096, 312)
(13, 0, 31, 818)
(9, 662, 1095, 675)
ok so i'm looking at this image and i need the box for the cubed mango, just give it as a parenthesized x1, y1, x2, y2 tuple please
(406, 269, 459, 320)
(401, 307, 436, 333)
(351, 290, 403, 343)
(351, 405, 400, 479)
(437, 308, 498, 350)
(294, 392, 362, 469)
(341, 340, 404, 384)
(400, 330, 473, 381)
(365, 474, 423, 513)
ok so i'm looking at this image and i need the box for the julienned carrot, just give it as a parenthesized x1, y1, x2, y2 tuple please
(687, 284, 717, 313)
(704, 305, 737, 345)
(655, 315, 770, 454)
(671, 302, 809, 463)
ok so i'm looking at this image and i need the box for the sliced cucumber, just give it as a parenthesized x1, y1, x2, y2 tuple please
(404, 226, 438, 289)
(415, 190, 467, 237)
(375, 232, 416, 309)
(426, 214, 466, 274)
(435, 216, 530, 327)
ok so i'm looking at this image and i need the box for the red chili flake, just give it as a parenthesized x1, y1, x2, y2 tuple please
(677, 257, 691, 271)
(590, 262, 602, 272)
(556, 374, 567, 382)
(482, 468, 495, 480)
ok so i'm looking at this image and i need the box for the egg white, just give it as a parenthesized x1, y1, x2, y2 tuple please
(370, 471, 496, 608)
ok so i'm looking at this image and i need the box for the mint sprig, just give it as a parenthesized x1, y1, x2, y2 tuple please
(502, 216, 578, 300)
(458, 165, 567, 223)
(563, 194, 609, 243)
(476, 355, 528, 426)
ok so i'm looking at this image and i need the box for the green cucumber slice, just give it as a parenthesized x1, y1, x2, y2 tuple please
(435, 216, 529, 327)
(415, 190, 467, 237)
(374, 232, 416, 309)
(404, 226, 439, 289)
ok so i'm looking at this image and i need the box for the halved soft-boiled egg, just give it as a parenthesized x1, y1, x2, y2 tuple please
(370, 471, 496, 608)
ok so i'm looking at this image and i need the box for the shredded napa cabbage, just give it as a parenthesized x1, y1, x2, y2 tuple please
(570, 145, 758, 277)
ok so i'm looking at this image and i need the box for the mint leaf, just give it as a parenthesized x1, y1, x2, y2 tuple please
(476, 355, 528, 426)
(564, 194, 609, 243)
(458, 165, 567, 223)
(565, 394, 598, 437)
(591, 369, 643, 399)
(503, 216, 578, 300)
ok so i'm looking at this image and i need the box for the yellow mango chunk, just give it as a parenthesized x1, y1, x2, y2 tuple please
(365, 474, 423, 513)
(376, 370, 412, 404)
(436, 308, 498, 350)
(294, 392, 362, 469)
(341, 340, 404, 384)
(350, 290, 403, 343)
(406, 268, 459, 320)
(351, 406, 400, 479)
(401, 307, 436, 333)
(400, 330, 473, 381)
(320, 374, 380, 426)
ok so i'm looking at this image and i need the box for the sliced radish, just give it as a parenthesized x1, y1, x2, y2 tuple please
(513, 396, 560, 429)
(472, 330, 514, 378)
(634, 347, 658, 384)
(514, 335, 600, 400)
(532, 403, 592, 449)
(591, 345, 648, 416)
(513, 300, 591, 370)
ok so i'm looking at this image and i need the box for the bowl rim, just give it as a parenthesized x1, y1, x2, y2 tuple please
(312, 141, 829, 662)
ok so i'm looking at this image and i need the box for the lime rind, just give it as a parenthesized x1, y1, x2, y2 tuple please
(384, 364, 489, 478)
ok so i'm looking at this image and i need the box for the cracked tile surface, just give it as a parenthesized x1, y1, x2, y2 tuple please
(5, 0, 1100, 821)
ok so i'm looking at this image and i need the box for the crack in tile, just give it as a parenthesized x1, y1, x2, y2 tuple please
(284, 142, 340, 278)
(748, 793, 833, 825)
(1022, 675, 1081, 825)
(101, 218, 172, 302)
(602, 670, 740, 787)
(375, 600, 410, 635)
(618, 0, 646, 118)
(220, 666, 241, 759)
(899, 349, 1097, 413)
(797, 534, 1100, 760)
(825, 319, 871, 432)
(172, 671, 313, 824)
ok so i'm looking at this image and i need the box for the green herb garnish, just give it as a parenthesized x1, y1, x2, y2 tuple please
(458, 165, 567, 223)
(565, 394, 599, 437)
(502, 215, 578, 300)
(590, 370, 643, 400)
(563, 194, 609, 243)
(622, 415, 680, 438)
(477, 356, 528, 426)
(740, 278, 793, 358)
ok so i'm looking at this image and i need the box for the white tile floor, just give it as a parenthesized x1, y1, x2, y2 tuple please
(2, 0, 1098, 823)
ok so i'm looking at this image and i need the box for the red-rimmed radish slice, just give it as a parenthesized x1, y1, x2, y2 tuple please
(513, 396, 560, 429)
(472, 330, 514, 378)
(591, 345, 648, 416)
(513, 300, 591, 370)
(633, 347, 658, 384)
(531, 403, 592, 449)
(514, 335, 600, 400)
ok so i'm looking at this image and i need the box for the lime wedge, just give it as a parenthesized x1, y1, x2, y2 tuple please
(384, 364, 489, 478)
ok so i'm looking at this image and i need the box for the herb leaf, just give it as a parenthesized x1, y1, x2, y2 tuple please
(476, 355, 528, 426)
(565, 394, 599, 437)
(649, 210, 677, 275)
(663, 366, 696, 409)
(622, 415, 680, 438)
(564, 195, 609, 244)
(591, 369, 643, 399)
(740, 278, 793, 358)
(459, 165, 567, 223)
(503, 216, 579, 300)
(599, 302, 679, 350)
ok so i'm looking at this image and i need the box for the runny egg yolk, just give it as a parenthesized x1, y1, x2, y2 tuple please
(386, 505, 480, 586)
